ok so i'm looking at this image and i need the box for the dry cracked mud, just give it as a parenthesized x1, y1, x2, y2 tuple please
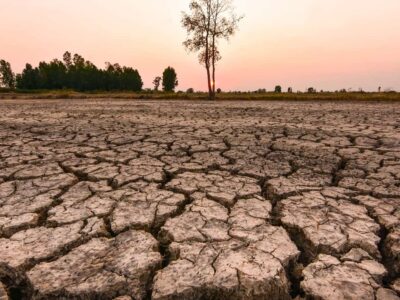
(0, 99, 399, 300)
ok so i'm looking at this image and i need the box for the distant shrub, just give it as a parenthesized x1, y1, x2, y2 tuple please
(274, 85, 282, 93)
(287, 87, 293, 93)
(217, 88, 222, 93)
(307, 87, 316, 93)
(186, 88, 194, 93)
(0, 87, 13, 93)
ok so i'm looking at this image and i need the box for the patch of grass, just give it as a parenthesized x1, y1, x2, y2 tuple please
(0, 89, 399, 101)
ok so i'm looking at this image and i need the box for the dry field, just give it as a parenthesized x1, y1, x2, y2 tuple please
(0, 99, 399, 300)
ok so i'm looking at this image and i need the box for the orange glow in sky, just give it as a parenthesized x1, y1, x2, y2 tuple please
(1, 0, 399, 91)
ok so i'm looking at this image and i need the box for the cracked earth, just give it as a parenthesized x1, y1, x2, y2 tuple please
(0, 99, 399, 300)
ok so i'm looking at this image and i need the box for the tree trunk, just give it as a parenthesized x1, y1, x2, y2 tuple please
(204, 4, 213, 100)
(205, 33, 213, 99)
(210, 3, 219, 100)
(211, 35, 216, 100)
(206, 64, 212, 99)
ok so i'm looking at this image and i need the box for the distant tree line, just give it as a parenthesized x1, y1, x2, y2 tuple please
(0, 54, 185, 93)
(1, 52, 143, 91)
(0, 55, 394, 94)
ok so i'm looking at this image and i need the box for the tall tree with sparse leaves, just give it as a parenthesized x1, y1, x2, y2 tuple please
(0, 59, 15, 88)
(162, 67, 178, 92)
(182, 0, 242, 99)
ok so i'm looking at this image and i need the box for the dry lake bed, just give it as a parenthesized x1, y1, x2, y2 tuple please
(0, 99, 399, 300)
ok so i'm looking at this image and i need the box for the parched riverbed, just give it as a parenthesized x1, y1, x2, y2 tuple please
(0, 99, 399, 300)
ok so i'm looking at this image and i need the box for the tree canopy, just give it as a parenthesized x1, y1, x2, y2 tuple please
(182, 0, 242, 99)
(16, 52, 143, 91)
(0, 59, 15, 88)
(162, 67, 179, 92)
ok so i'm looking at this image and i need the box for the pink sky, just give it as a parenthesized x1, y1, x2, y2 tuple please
(1, 0, 400, 91)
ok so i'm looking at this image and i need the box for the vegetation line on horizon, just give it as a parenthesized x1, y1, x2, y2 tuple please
(1, 88, 399, 103)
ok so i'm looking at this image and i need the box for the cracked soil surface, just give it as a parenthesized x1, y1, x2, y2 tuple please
(0, 99, 399, 300)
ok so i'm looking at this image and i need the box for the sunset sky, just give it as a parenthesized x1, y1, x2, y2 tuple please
(1, 0, 400, 91)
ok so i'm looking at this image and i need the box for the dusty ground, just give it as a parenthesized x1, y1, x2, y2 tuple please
(0, 99, 399, 300)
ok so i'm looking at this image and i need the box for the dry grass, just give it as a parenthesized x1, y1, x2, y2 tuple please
(1, 89, 400, 101)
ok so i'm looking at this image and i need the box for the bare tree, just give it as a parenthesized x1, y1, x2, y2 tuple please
(182, 0, 242, 99)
